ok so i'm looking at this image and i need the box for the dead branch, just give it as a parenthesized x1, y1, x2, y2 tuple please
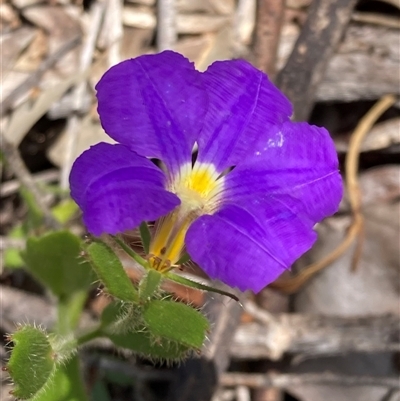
(254, 0, 285, 77)
(231, 313, 400, 360)
(220, 372, 400, 389)
(276, 0, 358, 120)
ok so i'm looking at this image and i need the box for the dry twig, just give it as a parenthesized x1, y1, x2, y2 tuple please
(1, 169, 59, 198)
(157, 0, 177, 51)
(60, 2, 105, 190)
(352, 11, 400, 28)
(254, 0, 285, 77)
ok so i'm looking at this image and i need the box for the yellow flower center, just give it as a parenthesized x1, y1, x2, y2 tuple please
(148, 162, 223, 272)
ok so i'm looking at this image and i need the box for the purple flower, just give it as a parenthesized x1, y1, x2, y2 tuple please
(70, 51, 343, 293)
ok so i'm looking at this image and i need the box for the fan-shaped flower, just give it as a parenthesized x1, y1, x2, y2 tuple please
(69, 51, 342, 293)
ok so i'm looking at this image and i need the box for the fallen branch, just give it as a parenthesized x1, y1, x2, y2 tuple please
(231, 311, 400, 360)
(220, 372, 400, 389)
(276, 0, 358, 120)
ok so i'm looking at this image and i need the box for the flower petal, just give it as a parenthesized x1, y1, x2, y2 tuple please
(185, 204, 316, 293)
(223, 121, 343, 225)
(196, 59, 292, 172)
(70, 143, 180, 236)
(96, 51, 207, 174)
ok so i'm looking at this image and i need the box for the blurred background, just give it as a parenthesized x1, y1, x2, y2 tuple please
(1, 0, 399, 400)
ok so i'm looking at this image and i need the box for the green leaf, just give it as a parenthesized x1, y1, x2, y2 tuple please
(139, 270, 162, 301)
(112, 235, 148, 268)
(21, 231, 93, 298)
(86, 241, 139, 303)
(107, 331, 189, 360)
(7, 326, 55, 399)
(31, 356, 89, 401)
(51, 199, 79, 225)
(20, 187, 44, 230)
(99, 301, 189, 360)
(139, 221, 151, 254)
(143, 300, 209, 349)
(4, 225, 25, 269)
(98, 300, 135, 334)
(56, 290, 89, 335)
(165, 272, 239, 301)
(176, 252, 191, 265)
(99, 300, 125, 328)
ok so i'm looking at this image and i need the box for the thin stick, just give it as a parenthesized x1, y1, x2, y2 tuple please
(60, 2, 105, 190)
(106, 0, 123, 67)
(254, 0, 285, 77)
(1, 169, 59, 197)
(352, 12, 400, 29)
(157, 0, 177, 51)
